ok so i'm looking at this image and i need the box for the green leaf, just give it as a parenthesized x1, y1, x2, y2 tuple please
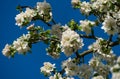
(45, 30, 51, 34)
(68, 19, 79, 30)
(16, 5, 22, 12)
(78, 26, 82, 31)
(11, 51, 15, 58)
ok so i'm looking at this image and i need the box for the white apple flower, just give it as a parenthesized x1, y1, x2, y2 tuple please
(111, 64, 120, 79)
(78, 64, 93, 79)
(37, 1, 52, 22)
(41, 62, 55, 76)
(101, 14, 117, 35)
(49, 73, 63, 79)
(92, 75, 104, 79)
(13, 34, 30, 54)
(37, 1, 51, 13)
(89, 38, 113, 58)
(112, 72, 120, 79)
(117, 56, 120, 64)
(51, 24, 62, 39)
(61, 27, 83, 56)
(80, 1, 91, 15)
(2, 44, 11, 57)
(80, 20, 95, 35)
(15, 12, 26, 27)
(62, 58, 79, 76)
(71, 0, 80, 7)
(15, 8, 36, 27)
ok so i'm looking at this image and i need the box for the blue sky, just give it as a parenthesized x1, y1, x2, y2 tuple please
(0, 0, 120, 79)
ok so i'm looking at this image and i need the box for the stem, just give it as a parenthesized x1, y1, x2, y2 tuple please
(106, 35, 113, 48)
(108, 35, 113, 42)
(75, 51, 80, 58)
(91, 28, 95, 37)
(31, 35, 59, 44)
(17, 5, 33, 11)
(59, 68, 65, 75)
(41, 15, 52, 27)
(42, 21, 52, 26)
(82, 56, 84, 63)
(21, 6, 32, 9)
(32, 14, 52, 27)
(52, 19, 56, 24)
(80, 34, 98, 40)
(110, 40, 120, 47)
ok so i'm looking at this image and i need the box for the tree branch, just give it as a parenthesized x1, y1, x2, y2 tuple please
(78, 49, 93, 58)
(77, 40, 120, 58)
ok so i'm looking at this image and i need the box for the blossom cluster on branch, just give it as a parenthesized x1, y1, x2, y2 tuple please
(2, 0, 120, 79)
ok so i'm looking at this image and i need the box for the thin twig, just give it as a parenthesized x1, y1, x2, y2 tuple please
(42, 21, 52, 26)
(80, 34, 98, 40)
(52, 19, 56, 24)
(108, 35, 113, 42)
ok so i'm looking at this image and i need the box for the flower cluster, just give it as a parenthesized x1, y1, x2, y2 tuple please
(110, 56, 120, 79)
(113, 10, 120, 34)
(75, 0, 118, 17)
(80, 1, 91, 15)
(15, 8, 36, 27)
(80, 20, 95, 35)
(61, 27, 84, 56)
(2, 44, 13, 57)
(90, 0, 120, 35)
(15, 1, 52, 27)
(62, 58, 79, 76)
(92, 0, 108, 12)
(78, 64, 93, 79)
(101, 14, 117, 35)
(51, 24, 62, 39)
(89, 38, 113, 57)
(37, 1, 52, 22)
(89, 57, 109, 77)
(40, 62, 55, 76)
(89, 57, 100, 68)
(91, 0, 117, 13)
(2, 33, 31, 57)
(71, 0, 80, 7)
(62, 58, 93, 78)
(13, 34, 31, 54)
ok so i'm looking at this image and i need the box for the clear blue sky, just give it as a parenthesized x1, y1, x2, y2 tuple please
(0, 0, 120, 79)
